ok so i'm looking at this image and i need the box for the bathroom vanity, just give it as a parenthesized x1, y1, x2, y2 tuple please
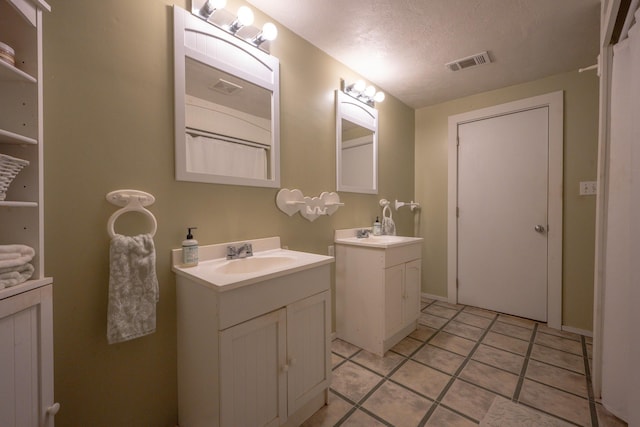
(172, 237, 333, 427)
(335, 230, 423, 356)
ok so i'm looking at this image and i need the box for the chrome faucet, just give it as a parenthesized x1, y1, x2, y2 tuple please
(226, 242, 253, 260)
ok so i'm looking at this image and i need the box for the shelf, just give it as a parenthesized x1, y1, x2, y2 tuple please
(0, 277, 53, 301)
(0, 59, 37, 84)
(0, 128, 37, 145)
(0, 201, 38, 207)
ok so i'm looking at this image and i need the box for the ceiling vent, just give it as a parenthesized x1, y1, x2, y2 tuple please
(445, 51, 492, 71)
(209, 78, 243, 95)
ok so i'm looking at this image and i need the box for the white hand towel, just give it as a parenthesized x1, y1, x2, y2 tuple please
(107, 233, 159, 344)
(382, 205, 396, 235)
(0, 244, 35, 269)
(0, 263, 34, 289)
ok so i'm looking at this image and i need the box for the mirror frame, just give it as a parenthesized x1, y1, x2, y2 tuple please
(173, 6, 280, 188)
(335, 90, 379, 194)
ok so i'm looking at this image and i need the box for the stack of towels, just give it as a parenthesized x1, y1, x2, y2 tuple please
(0, 244, 35, 290)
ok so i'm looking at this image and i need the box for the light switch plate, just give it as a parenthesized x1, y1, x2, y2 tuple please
(579, 181, 597, 196)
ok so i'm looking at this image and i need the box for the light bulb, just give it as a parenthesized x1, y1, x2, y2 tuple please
(261, 22, 278, 41)
(374, 91, 385, 103)
(364, 85, 376, 97)
(353, 80, 366, 92)
(237, 6, 254, 26)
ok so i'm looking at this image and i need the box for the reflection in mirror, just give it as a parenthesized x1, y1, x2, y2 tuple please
(336, 90, 378, 194)
(174, 6, 280, 188)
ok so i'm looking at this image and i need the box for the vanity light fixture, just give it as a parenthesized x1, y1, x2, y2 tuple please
(198, 0, 226, 20)
(343, 79, 385, 107)
(227, 6, 254, 34)
(251, 22, 278, 47)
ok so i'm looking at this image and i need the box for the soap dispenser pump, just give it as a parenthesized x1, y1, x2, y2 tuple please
(373, 217, 382, 236)
(182, 227, 198, 267)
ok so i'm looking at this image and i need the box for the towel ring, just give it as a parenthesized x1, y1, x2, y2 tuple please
(106, 189, 157, 238)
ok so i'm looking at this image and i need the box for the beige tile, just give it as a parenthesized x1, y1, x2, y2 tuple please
(535, 332, 583, 356)
(441, 379, 498, 422)
(410, 324, 438, 342)
(331, 361, 382, 403)
(391, 359, 452, 400)
(497, 313, 537, 329)
(463, 306, 497, 319)
(362, 380, 433, 427)
(422, 298, 435, 305)
(491, 321, 533, 341)
(332, 353, 345, 369)
(332, 339, 361, 358)
(430, 332, 476, 356)
(584, 335, 593, 344)
(519, 379, 591, 426)
(530, 344, 585, 374)
(471, 344, 524, 375)
(391, 336, 423, 356)
(434, 300, 465, 311)
(482, 331, 529, 355)
(412, 344, 466, 375)
(301, 391, 353, 427)
(454, 311, 493, 329)
(352, 350, 405, 376)
(443, 320, 484, 341)
(425, 405, 478, 427)
(525, 359, 588, 397)
(537, 324, 582, 342)
(341, 409, 387, 426)
(424, 304, 459, 319)
(419, 312, 449, 329)
(596, 403, 628, 427)
(586, 343, 593, 359)
(459, 360, 519, 397)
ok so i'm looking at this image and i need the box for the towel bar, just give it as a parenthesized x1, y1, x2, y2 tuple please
(106, 189, 157, 238)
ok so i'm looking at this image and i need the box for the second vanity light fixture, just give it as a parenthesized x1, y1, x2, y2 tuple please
(193, 0, 278, 51)
(342, 79, 385, 107)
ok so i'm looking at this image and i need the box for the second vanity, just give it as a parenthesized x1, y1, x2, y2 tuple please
(172, 237, 333, 427)
(335, 229, 423, 356)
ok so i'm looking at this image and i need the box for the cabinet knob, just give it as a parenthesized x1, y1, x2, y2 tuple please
(47, 402, 61, 416)
(282, 364, 289, 372)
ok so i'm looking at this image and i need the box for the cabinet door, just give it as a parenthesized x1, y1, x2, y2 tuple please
(219, 308, 287, 427)
(384, 264, 404, 337)
(0, 284, 54, 427)
(403, 259, 422, 326)
(286, 291, 330, 415)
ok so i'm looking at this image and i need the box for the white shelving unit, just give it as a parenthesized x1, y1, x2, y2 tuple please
(0, 0, 57, 426)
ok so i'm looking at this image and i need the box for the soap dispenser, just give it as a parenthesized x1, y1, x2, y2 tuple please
(182, 227, 198, 267)
(373, 217, 382, 236)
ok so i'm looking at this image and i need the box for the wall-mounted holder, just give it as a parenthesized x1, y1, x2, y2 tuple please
(106, 189, 158, 238)
(395, 199, 421, 211)
(276, 188, 344, 222)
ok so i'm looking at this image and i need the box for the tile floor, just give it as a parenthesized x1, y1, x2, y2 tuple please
(303, 299, 628, 427)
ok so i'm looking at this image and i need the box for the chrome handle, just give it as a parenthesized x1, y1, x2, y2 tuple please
(534, 225, 545, 233)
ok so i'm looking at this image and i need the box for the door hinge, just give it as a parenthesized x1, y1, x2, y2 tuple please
(456, 278, 459, 289)
(456, 207, 459, 218)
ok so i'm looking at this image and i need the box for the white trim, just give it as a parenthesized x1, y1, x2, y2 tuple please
(562, 325, 593, 338)
(447, 91, 564, 330)
(421, 292, 448, 303)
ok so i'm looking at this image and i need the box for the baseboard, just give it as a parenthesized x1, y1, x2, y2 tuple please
(421, 292, 448, 302)
(562, 325, 593, 337)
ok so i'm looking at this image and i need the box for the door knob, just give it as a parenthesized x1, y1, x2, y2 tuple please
(534, 225, 545, 233)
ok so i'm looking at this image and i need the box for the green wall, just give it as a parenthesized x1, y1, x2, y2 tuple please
(415, 70, 599, 332)
(43, 0, 414, 425)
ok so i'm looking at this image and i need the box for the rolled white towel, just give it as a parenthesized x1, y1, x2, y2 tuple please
(0, 245, 35, 269)
(0, 263, 35, 289)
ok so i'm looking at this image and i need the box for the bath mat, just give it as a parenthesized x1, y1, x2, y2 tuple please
(480, 396, 573, 427)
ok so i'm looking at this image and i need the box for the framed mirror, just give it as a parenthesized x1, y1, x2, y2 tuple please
(173, 6, 280, 188)
(336, 90, 378, 194)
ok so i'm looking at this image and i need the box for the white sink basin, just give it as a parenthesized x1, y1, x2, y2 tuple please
(334, 235, 423, 248)
(212, 256, 297, 275)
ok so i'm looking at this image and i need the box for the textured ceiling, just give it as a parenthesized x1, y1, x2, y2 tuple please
(246, 0, 601, 108)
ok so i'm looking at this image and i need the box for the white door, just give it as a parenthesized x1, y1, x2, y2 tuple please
(457, 107, 549, 321)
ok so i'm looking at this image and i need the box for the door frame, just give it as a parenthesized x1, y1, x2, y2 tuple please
(447, 91, 563, 329)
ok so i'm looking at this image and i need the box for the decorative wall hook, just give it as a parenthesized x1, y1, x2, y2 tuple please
(276, 189, 344, 222)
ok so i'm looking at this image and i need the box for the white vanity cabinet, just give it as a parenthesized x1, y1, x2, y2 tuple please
(173, 239, 332, 427)
(335, 235, 423, 356)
